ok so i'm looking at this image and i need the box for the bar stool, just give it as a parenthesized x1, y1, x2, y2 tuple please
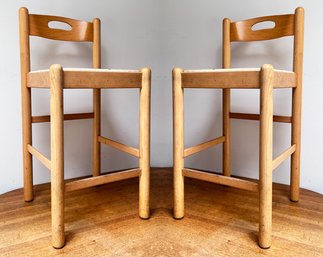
(173, 7, 304, 248)
(19, 7, 150, 248)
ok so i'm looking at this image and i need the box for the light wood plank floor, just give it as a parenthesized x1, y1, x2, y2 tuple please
(0, 168, 322, 257)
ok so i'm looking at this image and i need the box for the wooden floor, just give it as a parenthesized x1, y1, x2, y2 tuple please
(0, 168, 322, 257)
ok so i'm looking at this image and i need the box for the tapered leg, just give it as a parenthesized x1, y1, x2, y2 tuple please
(139, 68, 151, 219)
(259, 64, 274, 249)
(50, 64, 65, 249)
(173, 68, 184, 219)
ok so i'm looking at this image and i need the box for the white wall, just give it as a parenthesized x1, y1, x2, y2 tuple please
(1, 0, 322, 195)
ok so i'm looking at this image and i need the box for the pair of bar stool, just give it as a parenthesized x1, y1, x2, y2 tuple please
(19, 7, 304, 249)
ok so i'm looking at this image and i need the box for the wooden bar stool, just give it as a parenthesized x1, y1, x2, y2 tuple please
(173, 7, 304, 248)
(19, 7, 150, 248)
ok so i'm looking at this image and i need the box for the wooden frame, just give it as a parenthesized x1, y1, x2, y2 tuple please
(19, 7, 150, 249)
(27, 69, 143, 89)
(181, 68, 295, 89)
(173, 7, 304, 249)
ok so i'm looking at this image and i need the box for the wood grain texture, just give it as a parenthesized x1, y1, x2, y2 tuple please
(0, 168, 322, 257)
(27, 69, 142, 89)
(181, 69, 295, 89)
(230, 14, 294, 42)
(29, 14, 93, 42)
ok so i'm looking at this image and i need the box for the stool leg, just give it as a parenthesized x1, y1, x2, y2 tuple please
(20, 7, 33, 202)
(222, 18, 231, 177)
(173, 68, 184, 219)
(50, 64, 65, 249)
(259, 64, 274, 249)
(290, 97, 301, 202)
(92, 18, 101, 177)
(223, 89, 231, 176)
(92, 89, 101, 177)
(22, 87, 33, 202)
(290, 7, 304, 202)
(139, 68, 151, 219)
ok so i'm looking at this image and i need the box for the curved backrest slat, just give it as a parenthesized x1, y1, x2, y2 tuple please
(230, 14, 294, 42)
(19, 6, 101, 76)
(29, 14, 94, 42)
(223, 8, 304, 73)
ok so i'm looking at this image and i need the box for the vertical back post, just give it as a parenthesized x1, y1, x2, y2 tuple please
(259, 64, 274, 249)
(50, 64, 65, 249)
(222, 18, 231, 177)
(173, 68, 184, 219)
(92, 18, 101, 177)
(291, 7, 304, 202)
(19, 7, 33, 202)
(139, 68, 151, 219)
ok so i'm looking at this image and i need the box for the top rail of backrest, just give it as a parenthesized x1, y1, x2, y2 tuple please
(28, 13, 94, 42)
(230, 13, 295, 42)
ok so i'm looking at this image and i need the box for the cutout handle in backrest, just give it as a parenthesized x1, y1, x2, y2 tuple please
(251, 21, 275, 31)
(48, 21, 72, 31)
(29, 14, 93, 42)
(230, 14, 294, 42)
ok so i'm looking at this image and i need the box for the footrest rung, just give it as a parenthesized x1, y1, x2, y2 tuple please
(272, 144, 296, 170)
(229, 112, 292, 123)
(27, 144, 51, 170)
(183, 168, 258, 192)
(98, 136, 140, 157)
(32, 112, 94, 123)
(65, 168, 141, 192)
(184, 136, 225, 157)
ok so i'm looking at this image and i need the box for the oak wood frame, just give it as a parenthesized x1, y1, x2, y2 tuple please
(19, 7, 150, 249)
(173, 7, 304, 249)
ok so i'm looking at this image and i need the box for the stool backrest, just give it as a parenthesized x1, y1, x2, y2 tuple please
(19, 7, 101, 78)
(222, 7, 304, 75)
(28, 14, 94, 42)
